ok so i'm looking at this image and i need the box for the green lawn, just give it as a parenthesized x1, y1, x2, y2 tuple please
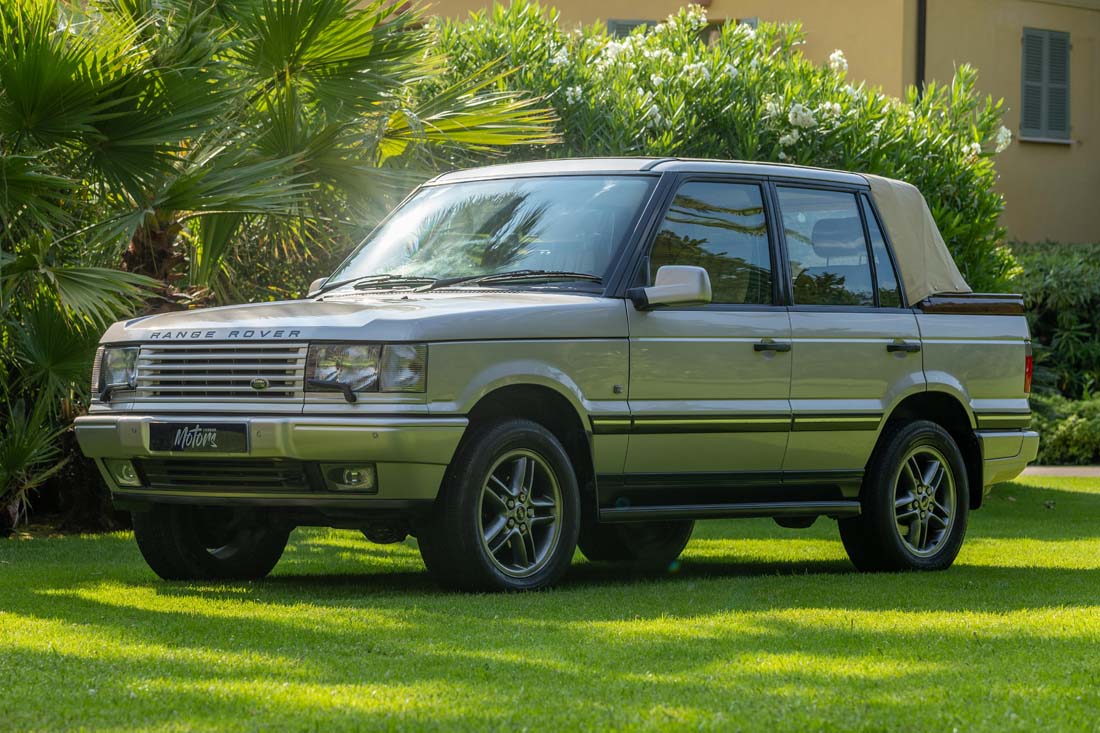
(2, 476, 1099, 732)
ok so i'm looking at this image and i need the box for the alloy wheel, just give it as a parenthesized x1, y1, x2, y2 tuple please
(892, 446, 956, 557)
(478, 449, 562, 578)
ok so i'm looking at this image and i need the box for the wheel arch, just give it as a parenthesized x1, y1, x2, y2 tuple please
(460, 383, 596, 516)
(879, 390, 983, 509)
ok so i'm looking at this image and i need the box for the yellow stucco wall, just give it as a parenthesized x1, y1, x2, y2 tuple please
(425, 0, 1100, 243)
(925, 0, 1100, 243)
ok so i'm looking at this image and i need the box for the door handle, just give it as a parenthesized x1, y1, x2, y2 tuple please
(754, 341, 792, 353)
(886, 342, 921, 353)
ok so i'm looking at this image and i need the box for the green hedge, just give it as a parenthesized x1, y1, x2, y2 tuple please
(1031, 393, 1100, 465)
(1013, 242, 1100, 400)
(427, 2, 1020, 292)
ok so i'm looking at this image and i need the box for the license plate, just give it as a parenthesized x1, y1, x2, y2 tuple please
(149, 422, 249, 453)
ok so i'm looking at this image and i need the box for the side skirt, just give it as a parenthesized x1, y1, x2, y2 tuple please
(595, 470, 864, 522)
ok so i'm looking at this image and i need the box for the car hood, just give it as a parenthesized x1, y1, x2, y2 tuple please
(101, 290, 629, 344)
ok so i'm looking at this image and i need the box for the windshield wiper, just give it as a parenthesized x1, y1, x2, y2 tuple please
(421, 270, 603, 291)
(316, 274, 437, 295)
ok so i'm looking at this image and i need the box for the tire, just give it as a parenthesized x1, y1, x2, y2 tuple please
(839, 420, 969, 572)
(417, 418, 580, 592)
(578, 519, 694, 571)
(132, 505, 290, 581)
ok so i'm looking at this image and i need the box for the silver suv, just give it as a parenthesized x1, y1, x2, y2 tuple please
(76, 158, 1039, 591)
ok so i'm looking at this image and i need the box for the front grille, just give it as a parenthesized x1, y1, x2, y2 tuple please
(137, 459, 311, 492)
(135, 343, 307, 401)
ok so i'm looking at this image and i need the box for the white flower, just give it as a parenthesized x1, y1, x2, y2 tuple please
(565, 86, 583, 105)
(788, 103, 817, 129)
(764, 99, 781, 117)
(994, 125, 1013, 153)
(779, 130, 800, 146)
(549, 46, 569, 66)
(828, 49, 848, 74)
(819, 101, 842, 116)
(965, 141, 982, 158)
(736, 22, 756, 39)
(723, 63, 739, 81)
(843, 83, 864, 100)
(749, 58, 760, 70)
(645, 102, 665, 129)
(650, 74, 665, 86)
(778, 151, 789, 161)
(684, 61, 710, 82)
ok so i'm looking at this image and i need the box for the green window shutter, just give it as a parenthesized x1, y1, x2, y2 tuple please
(1020, 29, 1045, 136)
(1021, 28, 1071, 139)
(607, 19, 655, 37)
(1046, 31, 1070, 138)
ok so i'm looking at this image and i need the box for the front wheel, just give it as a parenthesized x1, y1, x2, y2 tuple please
(839, 420, 969, 572)
(417, 419, 580, 591)
(132, 505, 290, 581)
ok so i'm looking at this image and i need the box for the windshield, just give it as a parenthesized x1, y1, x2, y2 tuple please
(326, 175, 655, 289)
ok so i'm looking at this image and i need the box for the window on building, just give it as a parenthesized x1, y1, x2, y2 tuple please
(648, 181, 773, 305)
(777, 187, 875, 307)
(606, 19, 656, 37)
(1021, 28, 1070, 140)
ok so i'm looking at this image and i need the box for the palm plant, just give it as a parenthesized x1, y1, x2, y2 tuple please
(0, 0, 557, 527)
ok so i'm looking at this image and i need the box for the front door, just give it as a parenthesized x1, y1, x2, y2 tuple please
(774, 186, 923, 477)
(623, 180, 792, 485)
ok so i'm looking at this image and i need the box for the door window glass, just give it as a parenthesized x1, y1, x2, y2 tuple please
(777, 187, 875, 306)
(649, 181, 772, 304)
(862, 197, 903, 307)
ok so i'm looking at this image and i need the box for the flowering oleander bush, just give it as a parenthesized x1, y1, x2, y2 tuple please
(429, 3, 1019, 291)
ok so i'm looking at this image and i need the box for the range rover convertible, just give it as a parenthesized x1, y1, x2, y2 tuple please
(75, 158, 1039, 591)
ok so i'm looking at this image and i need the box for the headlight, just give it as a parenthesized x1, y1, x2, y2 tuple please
(380, 344, 427, 392)
(97, 346, 139, 397)
(307, 344, 381, 392)
(306, 343, 426, 398)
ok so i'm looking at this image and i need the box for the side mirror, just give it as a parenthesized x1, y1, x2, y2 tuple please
(307, 277, 328, 297)
(627, 265, 712, 310)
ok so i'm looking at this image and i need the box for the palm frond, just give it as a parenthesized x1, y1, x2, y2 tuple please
(379, 63, 559, 162)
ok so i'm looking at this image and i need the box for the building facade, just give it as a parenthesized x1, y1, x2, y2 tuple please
(426, 0, 1100, 244)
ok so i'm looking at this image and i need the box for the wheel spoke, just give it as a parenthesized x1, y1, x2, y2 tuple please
(509, 457, 529, 494)
(530, 495, 556, 508)
(483, 484, 509, 511)
(510, 528, 530, 566)
(895, 493, 916, 509)
(486, 523, 513, 555)
(522, 529, 539, 564)
(896, 508, 919, 523)
(490, 474, 514, 498)
(928, 512, 948, 528)
(912, 517, 928, 550)
(529, 513, 554, 526)
(903, 457, 921, 490)
(923, 460, 944, 491)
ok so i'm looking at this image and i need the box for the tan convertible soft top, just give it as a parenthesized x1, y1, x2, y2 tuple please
(863, 174, 971, 306)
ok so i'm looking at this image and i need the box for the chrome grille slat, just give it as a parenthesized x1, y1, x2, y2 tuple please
(135, 343, 306, 400)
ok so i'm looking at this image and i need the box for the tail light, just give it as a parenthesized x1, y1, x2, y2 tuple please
(1024, 343, 1034, 394)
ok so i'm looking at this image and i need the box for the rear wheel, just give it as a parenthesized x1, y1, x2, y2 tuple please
(578, 519, 694, 571)
(417, 419, 580, 591)
(132, 505, 290, 581)
(839, 420, 969, 572)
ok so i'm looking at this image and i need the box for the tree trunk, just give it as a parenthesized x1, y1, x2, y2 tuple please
(121, 213, 183, 283)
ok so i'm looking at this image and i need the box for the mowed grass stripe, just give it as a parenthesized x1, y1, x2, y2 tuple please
(1, 476, 1098, 732)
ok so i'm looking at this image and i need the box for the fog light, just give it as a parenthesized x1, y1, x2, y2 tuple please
(321, 464, 377, 492)
(104, 459, 141, 487)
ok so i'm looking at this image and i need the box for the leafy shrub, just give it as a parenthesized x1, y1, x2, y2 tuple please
(428, 2, 1020, 292)
(1030, 393, 1100, 465)
(1012, 242, 1100, 400)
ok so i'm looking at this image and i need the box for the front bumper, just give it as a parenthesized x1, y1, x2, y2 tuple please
(978, 429, 1040, 487)
(74, 413, 467, 507)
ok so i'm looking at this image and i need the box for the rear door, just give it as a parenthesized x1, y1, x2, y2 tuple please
(775, 185, 922, 475)
(623, 178, 792, 480)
